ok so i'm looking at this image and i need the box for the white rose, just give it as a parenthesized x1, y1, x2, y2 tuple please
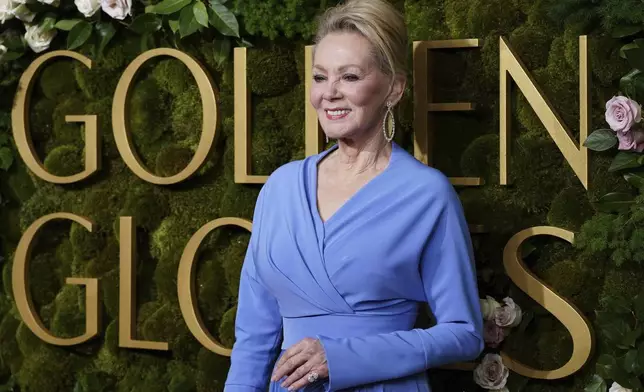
(494, 297, 523, 328)
(101, 0, 130, 20)
(74, 0, 99, 17)
(24, 24, 57, 53)
(480, 296, 501, 321)
(609, 382, 633, 392)
(0, 0, 16, 23)
(474, 354, 509, 390)
(37, 0, 59, 6)
(13, 3, 34, 21)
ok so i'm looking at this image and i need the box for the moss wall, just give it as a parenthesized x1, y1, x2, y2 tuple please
(0, 0, 642, 390)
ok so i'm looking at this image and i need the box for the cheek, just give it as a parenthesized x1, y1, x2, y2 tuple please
(344, 83, 383, 110)
(309, 85, 324, 109)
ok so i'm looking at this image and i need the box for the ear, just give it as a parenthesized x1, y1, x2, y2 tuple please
(387, 73, 406, 106)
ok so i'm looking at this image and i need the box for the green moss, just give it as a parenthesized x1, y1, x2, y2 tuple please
(534, 321, 573, 369)
(52, 97, 85, 146)
(587, 155, 633, 203)
(128, 78, 169, 145)
(70, 221, 106, 261)
(197, 258, 230, 324)
(196, 348, 230, 392)
(85, 97, 119, 158)
(468, 0, 524, 38)
(247, 46, 298, 97)
(0, 207, 22, 243)
(443, 0, 471, 37)
(39, 60, 78, 100)
(218, 305, 236, 348)
(29, 251, 63, 309)
(0, 314, 23, 374)
(102, 269, 119, 319)
(18, 346, 79, 392)
(152, 59, 195, 96)
(6, 161, 36, 204)
(587, 33, 630, 85)
(29, 98, 56, 145)
(509, 134, 569, 213)
(51, 285, 86, 338)
(117, 183, 169, 232)
(537, 259, 601, 313)
(460, 133, 499, 184)
(16, 323, 44, 357)
(405, 0, 449, 40)
(74, 61, 119, 100)
(171, 86, 204, 146)
(93, 320, 131, 378)
(547, 186, 594, 231)
(509, 20, 556, 71)
(167, 360, 197, 392)
(74, 369, 117, 392)
(154, 144, 195, 177)
(55, 238, 74, 278)
(43, 144, 84, 177)
(599, 267, 644, 308)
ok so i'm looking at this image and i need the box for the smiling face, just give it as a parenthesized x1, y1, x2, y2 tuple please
(311, 31, 400, 143)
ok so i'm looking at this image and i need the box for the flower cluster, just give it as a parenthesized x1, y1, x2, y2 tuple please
(480, 296, 522, 348)
(605, 96, 644, 152)
(472, 296, 523, 391)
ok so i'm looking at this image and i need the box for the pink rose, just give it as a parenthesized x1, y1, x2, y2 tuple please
(617, 128, 644, 152)
(483, 319, 506, 348)
(474, 354, 509, 390)
(494, 297, 522, 328)
(606, 96, 641, 133)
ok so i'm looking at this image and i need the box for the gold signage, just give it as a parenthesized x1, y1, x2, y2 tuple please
(500, 36, 589, 189)
(9, 36, 594, 380)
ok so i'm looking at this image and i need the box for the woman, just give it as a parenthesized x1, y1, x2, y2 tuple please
(224, 0, 483, 390)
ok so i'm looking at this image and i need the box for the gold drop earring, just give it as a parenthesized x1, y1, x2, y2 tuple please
(382, 101, 395, 142)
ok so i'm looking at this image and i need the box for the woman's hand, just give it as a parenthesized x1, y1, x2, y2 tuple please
(271, 337, 329, 390)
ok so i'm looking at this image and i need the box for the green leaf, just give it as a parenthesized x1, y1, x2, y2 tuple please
(140, 33, 155, 52)
(55, 19, 82, 31)
(40, 15, 57, 33)
(635, 293, 644, 322)
(621, 43, 640, 59)
(600, 317, 632, 345)
(613, 25, 643, 38)
(212, 37, 231, 67)
(95, 22, 116, 59)
(637, 341, 644, 373)
(597, 354, 618, 380)
(1, 52, 23, 62)
(594, 192, 636, 213)
(625, 46, 644, 71)
(208, 0, 239, 37)
(146, 0, 192, 15)
(584, 375, 606, 392)
(610, 151, 644, 172)
(0, 147, 13, 171)
(67, 21, 93, 50)
(236, 37, 253, 47)
(584, 129, 617, 151)
(129, 13, 162, 34)
(623, 326, 643, 349)
(168, 18, 180, 34)
(620, 69, 644, 100)
(193, 2, 208, 27)
(625, 349, 640, 373)
(0, 134, 8, 146)
(625, 172, 644, 190)
(2, 34, 24, 51)
(179, 5, 200, 38)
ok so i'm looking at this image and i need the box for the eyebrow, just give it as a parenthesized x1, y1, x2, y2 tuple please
(313, 64, 365, 72)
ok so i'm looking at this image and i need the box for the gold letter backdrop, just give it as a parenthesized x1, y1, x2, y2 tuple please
(3, 5, 624, 389)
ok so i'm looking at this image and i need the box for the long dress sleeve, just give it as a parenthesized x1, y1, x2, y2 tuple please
(224, 187, 283, 392)
(317, 182, 484, 391)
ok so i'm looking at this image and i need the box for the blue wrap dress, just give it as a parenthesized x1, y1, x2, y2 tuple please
(224, 142, 484, 391)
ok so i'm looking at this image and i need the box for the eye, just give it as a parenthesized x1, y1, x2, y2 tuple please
(313, 74, 326, 83)
(343, 74, 359, 81)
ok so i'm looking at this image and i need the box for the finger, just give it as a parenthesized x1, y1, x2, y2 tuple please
(286, 364, 326, 391)
(271, 344, 303, 381)
(272, 352, 308, 383)
(280, 358, 313, 389)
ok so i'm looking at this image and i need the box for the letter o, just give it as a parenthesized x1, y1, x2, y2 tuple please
(112, 48, 218, 185)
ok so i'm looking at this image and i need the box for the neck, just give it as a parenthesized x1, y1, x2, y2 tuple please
(332, 134, 392, 175)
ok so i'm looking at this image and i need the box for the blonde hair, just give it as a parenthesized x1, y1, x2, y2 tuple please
(314, 0, 408, 79)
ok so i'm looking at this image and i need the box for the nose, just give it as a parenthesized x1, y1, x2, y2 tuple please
(322, 80, 341, 101)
